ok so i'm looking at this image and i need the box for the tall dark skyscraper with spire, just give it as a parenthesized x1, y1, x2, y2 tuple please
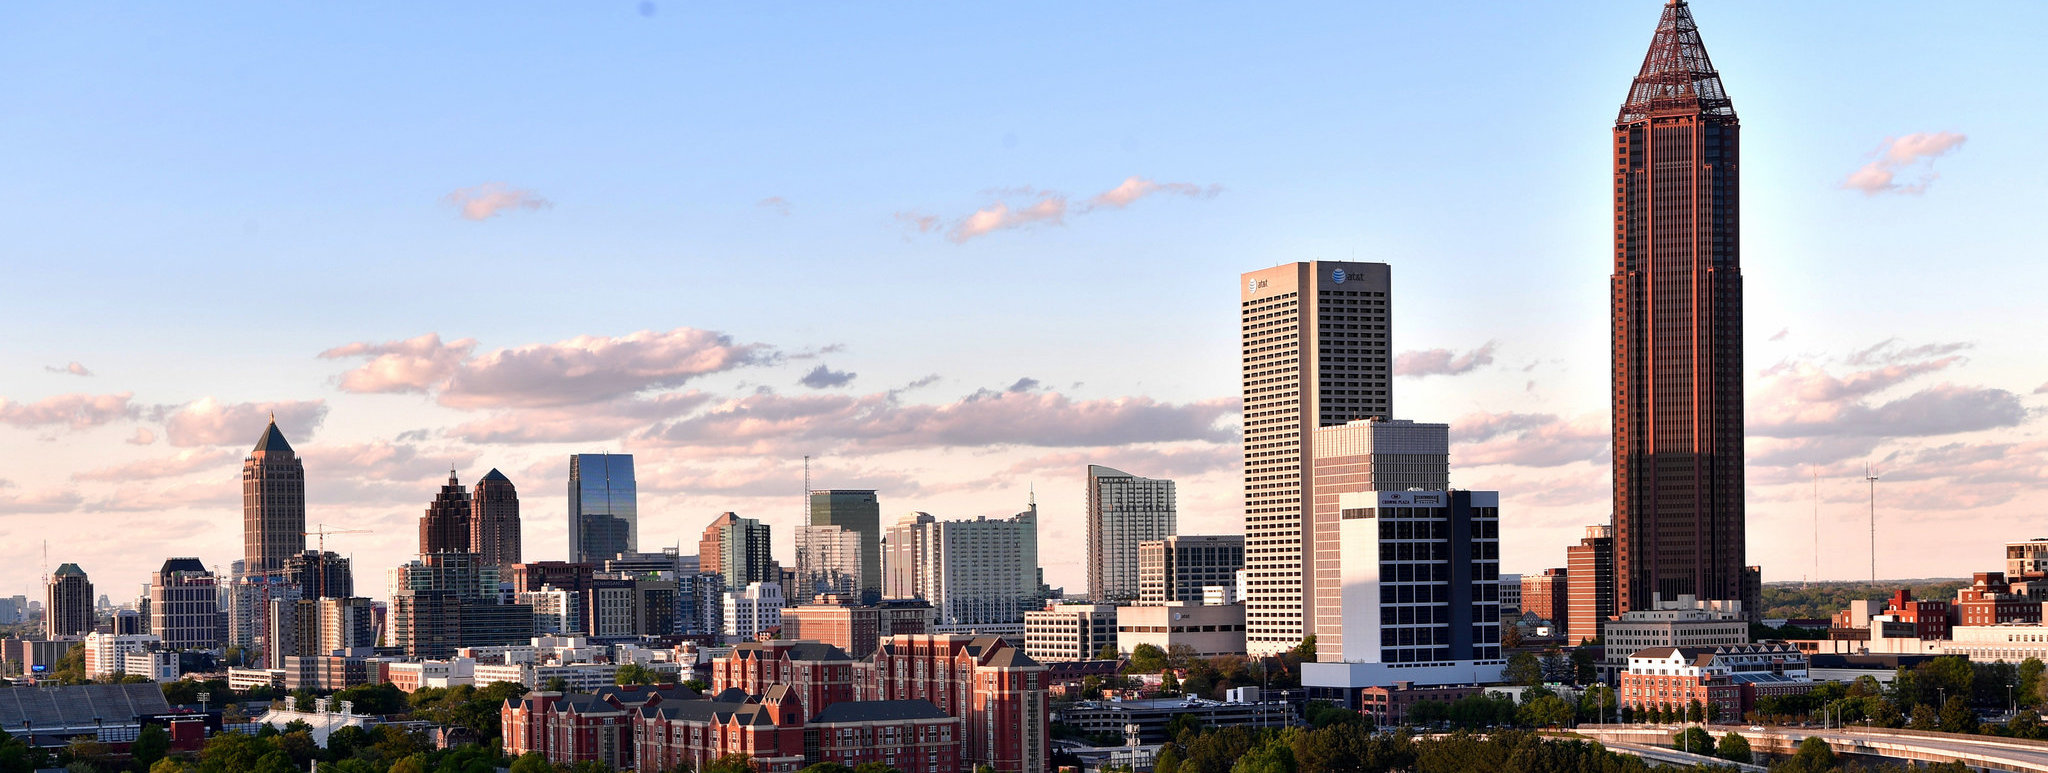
(243, 418, 306, 576)
(420, 472, 472, 555)
(1611, 0, 1748, 615)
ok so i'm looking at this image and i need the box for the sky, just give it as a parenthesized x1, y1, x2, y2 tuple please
(2, 1, 2044, 602)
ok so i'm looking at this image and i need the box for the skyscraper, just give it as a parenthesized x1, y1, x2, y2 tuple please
(284, 550, 354, 600)
(698, 512, 774, 589)
(794, 524, 864, 603)
(1566, 525, 1617, 645)
(243, 418, 306, 576)
(1138, 535, 1245, 605)
(1240, 261, 1393, 654)
(1309, 419, 1449, 647)
(809, 490, 881, 604)
(46, 563, 95, 637)
(1610, 0, 1748, 614)
(1084, 466, 1176, 604)
(148, 558, 221, 650)
(471, 469, 522, 571)
(568, 454, 637, 564)
(880, 504, 1039, 629)
(419, 472, 472, 555)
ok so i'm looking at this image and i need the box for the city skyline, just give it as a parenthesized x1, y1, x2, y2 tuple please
(4, 2, 2045, 600)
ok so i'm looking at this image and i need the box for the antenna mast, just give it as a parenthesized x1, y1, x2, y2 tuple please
(803, 455, 811, 521)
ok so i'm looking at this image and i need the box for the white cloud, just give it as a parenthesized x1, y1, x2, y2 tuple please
(44, 362, 92, 377)
(0, 392, 139, 429)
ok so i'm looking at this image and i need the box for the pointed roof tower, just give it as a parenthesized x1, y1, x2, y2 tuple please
(1619, 0, 1734, 123)
(253, 417, 294, 454)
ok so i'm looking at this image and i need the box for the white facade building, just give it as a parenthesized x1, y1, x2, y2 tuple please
(1087, 466, 1176, 604)
(882, 504, 1041, 628)
(1024, 604, 1119, 663)
(83, 633, 161, 679)
(1116, 602, 1246, 658)
(722, 581, 784, 640)
(1302, 490, 1506, 696)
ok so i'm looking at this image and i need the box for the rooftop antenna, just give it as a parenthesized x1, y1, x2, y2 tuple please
(1865, 464, 1881, 584)
(803, 455, 811, 520)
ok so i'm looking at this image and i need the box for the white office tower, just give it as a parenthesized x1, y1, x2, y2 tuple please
(722, 581, 785, 641)
(1086, 465, 1177, 603)
(881, 503, 1041, 628)
(1302, 490, 1505, 700)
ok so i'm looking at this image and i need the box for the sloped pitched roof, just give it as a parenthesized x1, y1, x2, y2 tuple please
(252, 420, 294, 454)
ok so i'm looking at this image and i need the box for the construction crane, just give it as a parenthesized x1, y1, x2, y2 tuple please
(302, 524, 372, 598)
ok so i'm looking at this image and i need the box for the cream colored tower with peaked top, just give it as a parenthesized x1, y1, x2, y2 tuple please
(1240, 261, 1392, 655)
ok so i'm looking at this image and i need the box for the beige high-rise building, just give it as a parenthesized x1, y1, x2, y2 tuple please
(1240, 261, 1392, 655)
(243, 419, 306, 576)
(1309, 419, 1449, 651)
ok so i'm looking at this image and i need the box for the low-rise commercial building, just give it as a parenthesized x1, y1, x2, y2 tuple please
(1115, 602, 1244, 659)
(1357, 682, 1483, 725)
(1617, 644, 1811, 719)
(779, 597, 934, 658)
(1053, 697, 1296, 745)
(1024, 604, 1118, 663)
(1597, 595, 1748, 683)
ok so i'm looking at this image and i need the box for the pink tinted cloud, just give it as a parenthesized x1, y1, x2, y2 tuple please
(318, 333, 478, 393)
(0, 479, 85, 514)
(1395, 342, 1498, 378)
(126, 427, 157, 445)
(1750, 342, 2021, 441)
(444, 183, 553, 220)
(0, 392, 139, 429)
(950, 196, 1067, 242)
(637, 386, 1239, 454)
(449, 392, 713, 444)
(1451, 411, 1608, 468)
(1084, 177, 1222, 210)
(44, 362, 92, 377)
(1842, 131, 1966, 195)
(72, 448, 236, 482)
(159, 398, 327, 448)
(322, 328, 772, 410)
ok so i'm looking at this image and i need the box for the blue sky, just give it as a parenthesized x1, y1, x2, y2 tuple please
(3, 1, 2043, 599)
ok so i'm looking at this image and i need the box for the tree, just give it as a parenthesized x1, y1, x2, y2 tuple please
(1909, 703, 1939, 731)
(1519, 695, 1574, 728)
(1502, 652, 1542, 686)
(1940, 694, 1979, 733)
(131, 723, 171, 769)
(1671, 727, 1712, 754)
(1288, 636, 1316, 662)
(148, 759, 195, 773)
(1715, 731, 1752, 763)
(854, 765, 902, 773)
(2022, 658, 2047, 708)
(1782, 736, 1836, 773)
(543, 676, 569, 692)
(1538, 650, 1571, 683)
(1569, 648, 1597, 685)
(798, 764, 854, 773)
(2010, 708, 2045, 740)
(1501, 626, 1523, 650)
(1154, 743, 1183, 773)
(682, 678, 710, 692)
(1128, 644, 1169, 674)
(1229, 740, 1294, 773)
(616, 663, 662, 685)
(705, 754, 756, 773)
(508, 753, 556, 773)
(1096, 644, 1120, 661)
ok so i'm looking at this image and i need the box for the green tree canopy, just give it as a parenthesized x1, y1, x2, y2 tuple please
(1715, 731, 1751, 763)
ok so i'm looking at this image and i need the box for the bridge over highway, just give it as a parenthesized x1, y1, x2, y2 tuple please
(1575, 723, 2048, 773)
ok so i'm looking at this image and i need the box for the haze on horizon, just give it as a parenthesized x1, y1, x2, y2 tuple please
(1, 1, 2043, 600)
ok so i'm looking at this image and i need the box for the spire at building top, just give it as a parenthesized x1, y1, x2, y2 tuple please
(1619, 0, 1734, 123)
(253, 418, 294, 454)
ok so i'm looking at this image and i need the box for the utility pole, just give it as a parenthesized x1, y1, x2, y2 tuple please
(1866, 465, 1881, 583)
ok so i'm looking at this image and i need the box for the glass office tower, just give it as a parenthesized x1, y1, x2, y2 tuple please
(568, 454, 637, 564)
